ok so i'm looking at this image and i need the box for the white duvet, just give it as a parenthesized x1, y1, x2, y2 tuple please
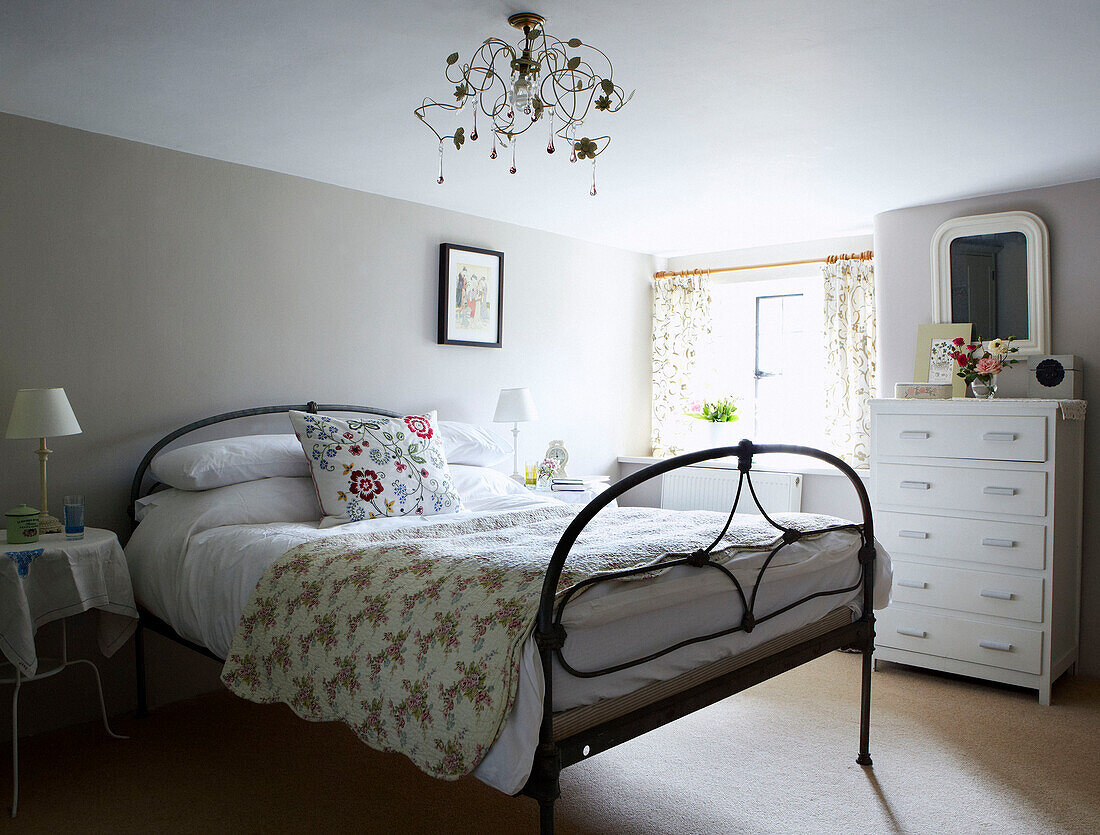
(125, 472, 891, 794)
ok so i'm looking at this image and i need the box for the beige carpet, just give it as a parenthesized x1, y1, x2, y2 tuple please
(6, 653, 1100, 834)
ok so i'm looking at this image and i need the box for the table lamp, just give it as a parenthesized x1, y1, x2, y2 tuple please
(5, 387, 82, 534)
(493, 387, 538, 483)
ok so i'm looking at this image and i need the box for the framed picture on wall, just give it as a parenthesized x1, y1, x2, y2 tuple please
(913, 322, 973, 398)
(438, 243, 504, 347)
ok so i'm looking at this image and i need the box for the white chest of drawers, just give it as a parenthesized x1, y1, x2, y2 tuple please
(870, 398, 1085, 704)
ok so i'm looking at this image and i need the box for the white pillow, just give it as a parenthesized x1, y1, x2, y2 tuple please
(289, 410, 462, 527)
(134, 476, 321, 526)
(150, 434, 310, 490)
(437, 421, 512, 466)
(447, 464, 530, 499)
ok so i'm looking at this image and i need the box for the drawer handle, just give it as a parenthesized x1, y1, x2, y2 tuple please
(981, 538, 1015, 548)
(898, 530, 929, 539)
(896, 627, 927, 639)
(979, 640, 1013, 652)
(897, 579, 927, 589)
(900, 481, 931, 490)
(899, 431, 930, 440)
(980, 589, 1014, 601)
(983, 486, 1017, 496)
(982, 432, 1017, 442)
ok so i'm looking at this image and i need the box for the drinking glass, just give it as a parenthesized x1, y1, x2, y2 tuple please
(64, 495, 85, 540)
(524, 464, 537, 487)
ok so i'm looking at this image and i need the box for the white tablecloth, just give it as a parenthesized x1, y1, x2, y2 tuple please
(1, 528, 138, 676)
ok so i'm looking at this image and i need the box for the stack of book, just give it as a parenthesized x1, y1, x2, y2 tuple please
(549, 475, 611, 492)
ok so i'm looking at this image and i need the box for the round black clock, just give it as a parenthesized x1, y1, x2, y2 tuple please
(1035, 358, 1065, 388)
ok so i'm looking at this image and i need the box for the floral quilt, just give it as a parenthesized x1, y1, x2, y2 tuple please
(221, 505, 847, 780)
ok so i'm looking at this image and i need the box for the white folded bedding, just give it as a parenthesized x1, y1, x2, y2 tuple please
(125, 477, 891, 794)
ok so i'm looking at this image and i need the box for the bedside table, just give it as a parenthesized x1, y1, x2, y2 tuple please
(1, 528, 138, 817)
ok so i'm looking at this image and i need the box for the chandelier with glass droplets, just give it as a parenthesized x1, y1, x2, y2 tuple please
(414, 12, 633, 196)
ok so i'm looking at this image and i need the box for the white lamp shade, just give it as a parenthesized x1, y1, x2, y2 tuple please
(6, 388, 82, 439)
(494, 387, 538, 423)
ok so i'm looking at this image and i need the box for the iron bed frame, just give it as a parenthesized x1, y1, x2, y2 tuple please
(127, 402, 877, 834)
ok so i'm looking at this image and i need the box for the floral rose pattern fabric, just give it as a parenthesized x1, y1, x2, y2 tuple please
(221, 505, 850, 780)
(651, 273, 713, 456)
(289, 411, 461, 526)
(822, 256, 877, 467)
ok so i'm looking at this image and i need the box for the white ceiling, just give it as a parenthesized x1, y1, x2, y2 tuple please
(4, 1, 1099, 256)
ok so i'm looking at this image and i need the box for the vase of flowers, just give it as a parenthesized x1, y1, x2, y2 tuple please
(970, 375, 998, 399)
(951, 336, 1021, 399)
(686, 396, 739, 448)
(536, 457, 560, 488)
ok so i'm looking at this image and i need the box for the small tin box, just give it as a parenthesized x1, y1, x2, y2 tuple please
(895, 382, 952, 399)
(5, 505, 40, 544)
(1027, 355, 1082, 399)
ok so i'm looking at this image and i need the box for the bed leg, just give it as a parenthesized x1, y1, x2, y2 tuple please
(528, 740, 560, 834)
(538, 798, 556, 835)
(856, 639, 873, 767)
(135, 622, 148, 719)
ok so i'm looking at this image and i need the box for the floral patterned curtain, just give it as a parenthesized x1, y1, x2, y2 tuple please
(822, 256, 877, 467)
(651, 273, 712, 455)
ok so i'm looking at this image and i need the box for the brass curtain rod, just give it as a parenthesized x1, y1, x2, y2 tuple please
(654, 250, 873, 279)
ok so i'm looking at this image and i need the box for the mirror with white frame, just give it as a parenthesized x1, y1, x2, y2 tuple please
(931, 210, 1050, 355)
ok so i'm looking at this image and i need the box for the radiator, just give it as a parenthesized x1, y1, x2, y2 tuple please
(660, 466, 802, 515)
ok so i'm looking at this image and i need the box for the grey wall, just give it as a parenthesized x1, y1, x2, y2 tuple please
(0, 113, 656, 736)
(875, 178, 1100, 674)
(665, 234, 875, 275)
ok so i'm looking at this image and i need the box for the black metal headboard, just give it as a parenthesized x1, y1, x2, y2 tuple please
(128, 401, 401, 530)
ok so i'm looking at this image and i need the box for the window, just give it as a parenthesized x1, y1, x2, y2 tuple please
(691, 273, 825, 447)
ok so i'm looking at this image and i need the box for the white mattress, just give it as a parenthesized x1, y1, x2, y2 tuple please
(126, 482, 891, 794)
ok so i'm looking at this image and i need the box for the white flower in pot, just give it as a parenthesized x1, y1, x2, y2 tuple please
(686, 396, 739, 449)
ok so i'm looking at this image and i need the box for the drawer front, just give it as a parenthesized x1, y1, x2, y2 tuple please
(877, 463, 1047, 518)
(877, 511, 1046, 570)
(876, 607, 1043, 674)
(890, 559, 1044, 623)
(876, 413, 1047, 462)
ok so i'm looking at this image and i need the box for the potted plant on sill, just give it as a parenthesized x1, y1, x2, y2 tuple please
(686, 396, 740, 447)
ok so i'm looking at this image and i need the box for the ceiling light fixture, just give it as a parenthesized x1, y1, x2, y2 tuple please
(415, 12, 633, 196)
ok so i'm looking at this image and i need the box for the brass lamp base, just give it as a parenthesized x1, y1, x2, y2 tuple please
(38, 512, 63, 535)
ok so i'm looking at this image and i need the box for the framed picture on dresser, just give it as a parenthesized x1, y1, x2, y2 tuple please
(913, 323, 972, 398)
(438, 243, 504, 348)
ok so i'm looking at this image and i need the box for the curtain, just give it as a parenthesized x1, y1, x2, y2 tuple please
(651, 273, 712, 456)
(822, 256, 877, 467)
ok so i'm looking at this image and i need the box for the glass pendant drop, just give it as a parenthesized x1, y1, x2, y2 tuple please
(546, 112, 555, 154)
(589, 159, 597, 196)
(437, 143, 445, 184)
(509, 141, 517, 175)
(470, 108, 478, 142)
(490, 133, 498, 159)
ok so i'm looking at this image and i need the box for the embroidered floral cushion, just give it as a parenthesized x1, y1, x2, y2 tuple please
(288, 411, 462, 527)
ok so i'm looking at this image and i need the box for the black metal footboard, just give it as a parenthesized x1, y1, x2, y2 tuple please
(523, 440, 877, 833)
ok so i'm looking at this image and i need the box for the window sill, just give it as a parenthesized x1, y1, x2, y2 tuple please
(617, 455, 870, 480)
